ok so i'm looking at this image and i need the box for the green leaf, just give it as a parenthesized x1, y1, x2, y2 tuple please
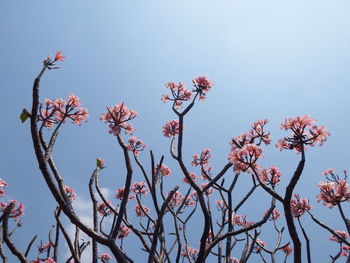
(20, 111, 29, 123)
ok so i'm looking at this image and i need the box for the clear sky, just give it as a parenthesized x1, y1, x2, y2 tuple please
(1, 1, 350, 262)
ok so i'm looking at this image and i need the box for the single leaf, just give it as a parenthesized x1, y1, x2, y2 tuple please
(20, 111, 29, 123)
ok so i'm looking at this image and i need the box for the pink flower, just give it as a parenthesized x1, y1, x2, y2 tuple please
(127, 136, 146, 155)
(317, 180, 350, 208)
(181, 246, 199, 260)
(115, 187, 135, 201)
(0, 178, 8, 188)
(167, 191, 184, 208)
(201, 183, 214, 196)
(131, 182, 149, 195)
(330, 230, 349, 243)
(162, 81, 192, 107)
(228, 144, 263, 173)
(162, 120, 182, 137)
(253, 238, 266, 253)
(100, 103, 137, 136)
(282, 245, 293, 256)
(45, 258, 56, 263)
(230, 258, 239, 263)
(215, 200, 227, 211)
(277, 115, 329, 153)
(38, 95, 88, 128)
(182, 173, 197, 184)
(98, 253, 112, 263)
(322, 168, 335, 176)
(264, 209, 281, 220)
(290, 194, 311, 218)
(341, 246, 350, 257)
(259, 166, 282, 185)
(155, 164, 172, 177)
(38, 241, 51, 254)
(64, 185, 76, 201)
(192, 76, 213, 101)
(135, 204, 150, 217)
(117, 225, 131, 239)
(97, 201, 113, 216)
(54, 51, 66, 62)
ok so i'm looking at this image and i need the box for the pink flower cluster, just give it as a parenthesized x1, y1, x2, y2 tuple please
(264, 209, 281, 221)
(127, 136, 146, 155)
(135, 204, 150, 217)
(0, 200, 25, 219)
(31, 258, 56, 263)
(329, 230, 349, 243)
(38, 241, 51, 254)
(259, 166, 282, 186)
(167, 191, 185, 208)
(0, 178, 8, 197)
(97, 201, 113, 217)
(131, 182, 149, 195)
(192, 148, 213, 178)
(231, 119, 271, 151)
(228, 144, 263, 173)
(162, 120, 182, 138)
(39, 95, 89, 128)
(98, 253, 112, 263)
(282, 245, 293, 256)
(115, 187, 135, 201)
(253, 238, 266, 253)
(43, 51, 65, 70)
(64, 185, 76, 201)
(316, 169, 350, 208)
(231, 214, 253, 228)
(155, 164, 172, 177)
(181, 246, 199, 260)
(192, 76, 214, 101)
(290, 194, 311, 218)
(276, 115, 329, 153)
(100, 103, 137, 135)
(161, 81, 192, 108)
(182, 172, 197, 184)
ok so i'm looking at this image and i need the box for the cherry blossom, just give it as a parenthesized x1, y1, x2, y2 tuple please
(264, 209, 281, 221)
(64, 185, 76, 201)
(167, 191, 184, 208)
(100, 103, 137, 135)
(155, 164, 172, 177)
(127, 136, 146, 155)
(181, 246, 199, 260)
(230, 258, 239, 263)
(182, 172, 197, 184)
(161, 81, 193, 108)
(253, 238, 266, 253)
(43, 51, 65, 70)
(290, 194, 311, 218)
(115, 187, 135, 201)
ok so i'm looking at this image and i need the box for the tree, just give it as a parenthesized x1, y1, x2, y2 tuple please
(1, 51, 350, 263)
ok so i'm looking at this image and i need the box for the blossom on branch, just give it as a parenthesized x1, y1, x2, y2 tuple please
(100, 103, 137, 135)
(192, 76, 213, 101)
(290, 194, 311, 218)
(329, 230, 349, 243)
(228, 144, 263, 173)
(127, 136, 146, 155)
(162, 120, 182, 138)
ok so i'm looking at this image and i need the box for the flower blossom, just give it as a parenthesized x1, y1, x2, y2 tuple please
(167, 191, 184, 208)
(264, 209, 281, 221)
(161, 81, 192, 108)
(192, 76, 213, 101)
(182, 172, 197, 184)
(131, 182, 149, 195)
(276, 115, 330, 153)
(329, 230, 349, 243)
(135, 204, 150, 217)
(97, 201, 113, 217)
(127, 136, 146, 155)
(38, 241, 51, 254)
(259, 166, 282, 186)
(98, 253, 112, 263)
(290, 194, 311, 218)
(43, 51, 65, 70)
(100, 103, 137, 135)
(181, 246, 199, 260)
(38, 95, 88, 129)
(0, 200, 25, 219)
(282, 245, 293, 256)
(0, 178, 8, 197)
(341, 246, 350, 257)
(230, 258, 239, 263)
(228, 144, 263, 173)
(118, 225, 131, 239)
(64, 185, 76, 201)
(253, 238, 266, 253)
(162, 120, 182, 137)
(115, 187, 135, 201)
(96, 158, 106, 169)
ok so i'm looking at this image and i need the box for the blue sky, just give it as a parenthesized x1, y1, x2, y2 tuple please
(1, 0, 350, 262)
